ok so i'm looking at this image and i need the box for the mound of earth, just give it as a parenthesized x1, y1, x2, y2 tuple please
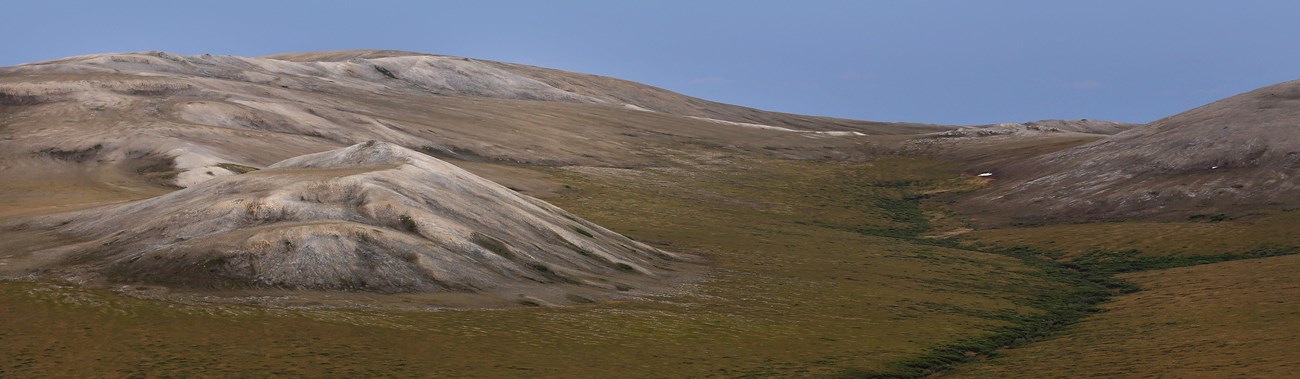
(964, 79, 1300, 222)
(0, 49, 955, 212)
(3, 142, 693, 302)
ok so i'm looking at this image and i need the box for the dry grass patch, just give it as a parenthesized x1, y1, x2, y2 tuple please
(961, 211, 1300, 259)
(0, 157, 1068, 377)
(951, 253, 1300, 378)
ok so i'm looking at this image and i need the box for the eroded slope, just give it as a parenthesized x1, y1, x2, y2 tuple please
(2, 142, 691, 303)
(964, 80, 1300, 222)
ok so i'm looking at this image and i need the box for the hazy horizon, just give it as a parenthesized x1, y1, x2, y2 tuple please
(5, 0, 1298, 125)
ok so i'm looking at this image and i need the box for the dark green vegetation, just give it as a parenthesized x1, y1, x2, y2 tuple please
(874, 237, 1300, 377)
(3, 154, 1294, 377)
(398, 214, 419, 234)
(571, 226, 594, 238)
(545, 158, 1113, 378)
(470, 232, 512, 258)
(373, 65, 399, 80)
(951, 253, 1300, 378)
(1062, 246, 1299, 276)
(842, 246, 1120, 378)
(215, 162, 260, 174)
(945, 211, 1300, 378)
(962, 210, 1300, 260)
(1, 156, 1074, 377)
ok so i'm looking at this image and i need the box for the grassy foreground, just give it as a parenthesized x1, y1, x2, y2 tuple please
(951, 253, 1300, 378)
(946, 211, 1300, 378)
(0, 155, 1084, 377)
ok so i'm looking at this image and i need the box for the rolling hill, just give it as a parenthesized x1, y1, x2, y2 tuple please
(1, 142, 691, 305)
(0, 50, 957, 221)
(1, 48, 1297, 377)
(962, 79, 1300, 222)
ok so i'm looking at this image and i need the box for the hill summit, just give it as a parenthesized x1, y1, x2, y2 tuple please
(9, 142, 693, 303)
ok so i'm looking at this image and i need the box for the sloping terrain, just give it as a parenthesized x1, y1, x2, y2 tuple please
(0, 142, 688, 303)
(1014, 119, 1136, 135)
(265, 49, 952, 134)
(1, 48, 1297, 377)
(0, 50, 955, 219)
(0, 155, 1070, 377)
(963, 80, 1300, 222)
(934, 119, 1137, 138)
(961, 211, 1300, 260)
(953, 253, 1300, 378)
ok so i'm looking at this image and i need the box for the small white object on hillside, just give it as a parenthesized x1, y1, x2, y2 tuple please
(977, 172, 993, 177)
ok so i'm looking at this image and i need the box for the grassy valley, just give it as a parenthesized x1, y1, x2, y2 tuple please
(1, 154, 1089, 377)
(1, 47, 1296, 378)
(952, 253, 1300, 378)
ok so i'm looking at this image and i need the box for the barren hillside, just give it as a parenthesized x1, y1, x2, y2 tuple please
(0, 50, 959, 219)
(265, 50, 951, 134)
(1, 49, 946, 306)
(1, 142, 692, 304)
(963, 80, 1300, 222)
(933, 119, 1137, 138)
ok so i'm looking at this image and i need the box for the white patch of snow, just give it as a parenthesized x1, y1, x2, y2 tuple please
(165, 145, 244, 188)
(622, 103, 655, 112)
(820, 131, 868, 136)
(686, 116, 866, 136)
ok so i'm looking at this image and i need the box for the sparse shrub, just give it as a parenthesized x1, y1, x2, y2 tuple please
(471, 232, 512, 258)
(564, 294, 594, 304)
(397, 251, 420, 264)
(572, 226, 595, 238)
(613, 263, 635, 272)
(1187, 213, 1231, 222)
(373, 65, 398, 79)
(202, 257, 226, 267)
(902, 192, 931, 201)
(398, 215, 419, 233)
(216, 163, 259, 174)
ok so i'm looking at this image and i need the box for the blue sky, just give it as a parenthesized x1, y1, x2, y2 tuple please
(3, 1, 1297, 125)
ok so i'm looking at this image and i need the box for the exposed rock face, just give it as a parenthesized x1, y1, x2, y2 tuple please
(17, 142, 691, 296)
(965, 80, 1300, 222)
(1017, 119, 1137, 135)
(934, 119, 1137, 138)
